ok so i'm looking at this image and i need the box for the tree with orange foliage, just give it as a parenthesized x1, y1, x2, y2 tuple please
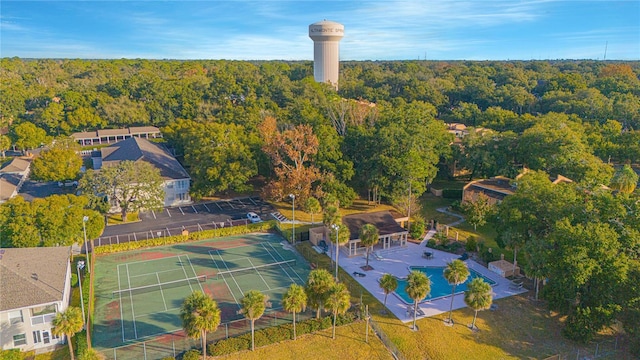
(259, 116, 321, 204)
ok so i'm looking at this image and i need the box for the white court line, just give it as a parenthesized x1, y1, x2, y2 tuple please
(177, 255, 194, 293)
(184, 255, 204, 293)
(117, 265, 125, 342)
(125, 263, 138, 339)
(209, 252, 241, 308)
(260, 243, 297, 284)
(156, 273, 168, 311)
(265, 241, 306, 284)
(129, 268, 184, 279)
(121, 254, 183, 266)
(247, 258, 272, 290)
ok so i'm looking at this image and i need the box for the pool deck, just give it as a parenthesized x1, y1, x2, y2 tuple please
(332, 229, 527, 323)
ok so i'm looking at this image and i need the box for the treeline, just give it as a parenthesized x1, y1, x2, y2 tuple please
(1, 58, 638, 204)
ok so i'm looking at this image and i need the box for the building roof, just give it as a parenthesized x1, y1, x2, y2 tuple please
(0, 174, 21, 201)
(0, 247, 71, 311)
(464, 176, 515, 196)
(101, 137, 189, 180)
(488, 259, 520, 273)
(0, 157, 32, 174)
(342, 211, 407, 241)
(71, 126, 161, 140)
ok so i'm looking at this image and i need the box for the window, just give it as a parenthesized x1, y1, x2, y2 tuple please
(51, 330, 59, 339)
(9, 310, 23, 325)
(31, 304, 56, 317)
(43, 331, 50, 344)
(33, 330, 42, 344)
(13, 333, 26, 346)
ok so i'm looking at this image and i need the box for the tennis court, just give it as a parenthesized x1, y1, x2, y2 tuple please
(92, 233, 310, 351)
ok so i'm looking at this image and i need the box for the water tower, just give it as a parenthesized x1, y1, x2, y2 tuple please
(309, 20, 344, 89)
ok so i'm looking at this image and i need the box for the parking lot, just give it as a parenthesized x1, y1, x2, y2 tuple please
(96, 196, 277, 248)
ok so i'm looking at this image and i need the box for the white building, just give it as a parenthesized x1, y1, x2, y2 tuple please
(309, 20, 344, 89)
(92, 137, 191, 207)
(0, 247, 72, 352)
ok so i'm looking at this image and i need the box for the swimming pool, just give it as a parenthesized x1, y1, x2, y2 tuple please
(393, 266, 496, 304)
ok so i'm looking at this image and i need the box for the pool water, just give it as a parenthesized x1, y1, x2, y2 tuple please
(393, 266, 496, 304)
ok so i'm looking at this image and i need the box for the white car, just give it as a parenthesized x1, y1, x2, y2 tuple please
(247, 212, 262, 223)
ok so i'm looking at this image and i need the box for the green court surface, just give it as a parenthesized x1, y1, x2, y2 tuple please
(92, 233, 310, 352)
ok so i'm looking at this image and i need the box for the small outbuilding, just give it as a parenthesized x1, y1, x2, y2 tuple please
(488, 255, 520, 278)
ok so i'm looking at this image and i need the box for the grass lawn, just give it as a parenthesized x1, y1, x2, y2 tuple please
(105, 212, 139, 225)
(217, 321, 393, 360)
(419, 194, 458, 225)
(272, 199, 400, 224)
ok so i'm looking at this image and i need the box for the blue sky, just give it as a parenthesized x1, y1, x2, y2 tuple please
(1, 1, 638, 60)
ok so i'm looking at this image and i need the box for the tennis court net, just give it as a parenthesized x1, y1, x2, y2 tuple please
(215, 259, 296, 280)
(112, 275, 206, 298)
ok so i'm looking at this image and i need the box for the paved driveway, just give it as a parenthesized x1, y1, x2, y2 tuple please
(95, 196, 275, 247)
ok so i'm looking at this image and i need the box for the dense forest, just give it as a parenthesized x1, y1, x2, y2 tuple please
(1, 58, 639, 349)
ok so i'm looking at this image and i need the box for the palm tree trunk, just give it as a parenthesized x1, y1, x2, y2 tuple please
(293, 311, 297, 340)
(316, 307, 321, 319)
(365, 247, 370, 268)
(383, 293, 388, 307)
(413, 302, 418, 330)
(448, 284, 456, 323)
(335, 241, 340, 281)
(471, 310, 478, 329)
(201, 330, 207, 360)
(332, 310, 337, 339)
(67, 334, 75, 360)
(534, 277, 539, 300)
(251, 319, 255, 351)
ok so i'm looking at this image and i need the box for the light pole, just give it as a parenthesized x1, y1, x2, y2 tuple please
(331, 224, 340, 281)
(82, 216, 90, 273)
(77, 261, 86, 329)
(289, 194, 295, 245)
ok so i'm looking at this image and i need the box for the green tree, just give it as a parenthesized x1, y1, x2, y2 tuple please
(464, 278, 493, 330)
(324, 282, 351, 340)
(0, 134, 10, 158)
(305, 268, 335, 319)
(610, 164, 639, 194)
(180, 291, 221, 360)
(461, 193, 493, 230)
(9, 122, 49, 153)
(443, 260, 470, 325)
(78, 348, 105, 360)
(0, 196, 39, 247)
(359, 224, 379, 269)
(281, 284, 307, 340)
(239, 290, 270, 351)
(79, 161, 164, 221)
(304, 197, 321, 224)
(52, 307, 84, 360)
(379, 273, 398, 311)
(30, 138, 83, 182)
(405, 270, 431, 331)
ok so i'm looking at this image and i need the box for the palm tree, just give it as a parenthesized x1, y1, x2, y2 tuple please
(359, 223, 379, 269)
(379, 273, 398, 311)
(305, 268, 335, 318)
(330, 223, 350, 281)
(281, 284, 307, 340)
(305, 197, 321, 224)
(464, 278, 493, 331)
(52, 306, 84, 360)
(405, 270, 431, 331)
(324, 282, 351, 339)
(180, 291, 221, 360)
(240, 290, 270, 351)
(443, 260, 470, 325)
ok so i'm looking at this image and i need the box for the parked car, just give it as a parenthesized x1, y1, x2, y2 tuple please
(247, 212, 262, 223)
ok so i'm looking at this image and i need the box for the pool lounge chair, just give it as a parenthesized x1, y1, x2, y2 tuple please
(458, 253, 469, 261)
(373, 251, 384, 260)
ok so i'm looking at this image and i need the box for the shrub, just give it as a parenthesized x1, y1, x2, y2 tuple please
(465, 236, 478, 252)
(426, 239, 436, 248)
(442, 189, 463, 199)
(75, 331, 88, 358)
(180, 349, 201, 360)
(71, 272, 78, 287)
(410, 218, 425, 240)
(0, 349, 24, 360)
(480, 248, 497, 263)
(161, 358, 176, 360)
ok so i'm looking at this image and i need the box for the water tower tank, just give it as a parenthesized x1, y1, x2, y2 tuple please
(309, 20, 344, 89)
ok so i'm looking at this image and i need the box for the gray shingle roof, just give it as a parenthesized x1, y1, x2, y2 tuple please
(0, 173, 21, 201)
(342, 211, 408, 241)
(0, 247, 71, 311)
(100, 137, 189, 180)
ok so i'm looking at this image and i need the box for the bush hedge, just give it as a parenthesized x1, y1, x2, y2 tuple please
(95, 221, 275, 255)
(442, 189, 463, 199)
(208, 312, 356, 356)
